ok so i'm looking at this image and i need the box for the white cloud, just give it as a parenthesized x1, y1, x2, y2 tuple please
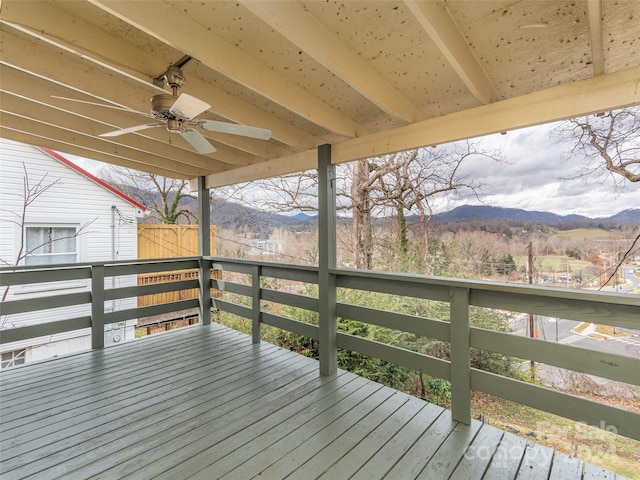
(452, 123, 639, 217)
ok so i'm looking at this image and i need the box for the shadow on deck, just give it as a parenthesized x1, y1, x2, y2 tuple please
(0, 323, 626, 479)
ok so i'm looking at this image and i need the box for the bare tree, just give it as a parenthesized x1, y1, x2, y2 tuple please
(1, 165, 59, 269)
(230, 141, 501, 270)
(556, 106, 640, 282)
(556, 106, 640, 186)
(101, 166, 194, 224)
(223, 170, 319, 214)
(1, 164, 95, 308)
(366, 143, 499, 257)
(350, 159, 374, 269)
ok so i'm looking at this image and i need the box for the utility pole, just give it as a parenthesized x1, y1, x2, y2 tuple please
(527, 241, 535, 381)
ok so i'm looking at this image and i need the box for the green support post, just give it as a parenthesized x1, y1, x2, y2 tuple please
(198, 176, 211, 326)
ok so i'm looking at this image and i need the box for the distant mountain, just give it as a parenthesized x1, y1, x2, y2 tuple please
(424, 205, 640, 226)
(209, 200, 314, 232)
(429, 205, 590, 224)
(425, 205, 640, 226)
(602, 208, 640, 223)
(137, 187, 637, 231)
(290, 212, 316, 221)
(207, 201, 637, 231)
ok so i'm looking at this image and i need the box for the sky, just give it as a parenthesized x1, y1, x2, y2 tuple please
(434, 121, 639, 218)
(67, 120, 639, 219)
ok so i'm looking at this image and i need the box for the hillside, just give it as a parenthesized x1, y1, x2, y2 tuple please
(208, 201, 638, 232)
(426, 205, 640, 231)
(140, 189, 638, 231)
(429, 205, 589, 224)
(209, 200, 314, 233)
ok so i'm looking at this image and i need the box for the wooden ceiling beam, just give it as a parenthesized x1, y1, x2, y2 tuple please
(0, 113, 204, 178)
(0, 27, 269, 169)
(89, 0, 360, 138)
(587, 0, 605, 76)
(0, 128, 192, 179)
(203, 65, 640, 187)
(0, 26, 157, 114)
(198, 149, 318, 190)
(0, 3, 317, 150)
(332, 65, 640, 164)
(240, 0, 423, 123)
(404, 0, 497, 105)
(0, 68, 234, 169)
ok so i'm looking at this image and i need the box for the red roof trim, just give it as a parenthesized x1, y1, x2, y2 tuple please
(39, 148, 147, 212)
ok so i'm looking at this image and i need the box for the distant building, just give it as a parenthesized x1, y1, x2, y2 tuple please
(249, 239, 281, 256)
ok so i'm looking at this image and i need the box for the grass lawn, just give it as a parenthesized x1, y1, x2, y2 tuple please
(555, 228, 625, 239)
(572, 322, 634, 338)
(514, 255, 591, 272)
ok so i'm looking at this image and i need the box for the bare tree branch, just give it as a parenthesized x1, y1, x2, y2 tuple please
(0, 167, 98, 320)
(555, 107, 640, 187)
(100, 166, 194, 224)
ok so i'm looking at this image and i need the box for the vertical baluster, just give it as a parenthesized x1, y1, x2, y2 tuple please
(252, 264, 261, 344)
(450, 286, 471, 424)
(91, 264, 105, 349)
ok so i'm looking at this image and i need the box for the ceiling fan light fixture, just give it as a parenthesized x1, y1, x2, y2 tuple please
(166, 119, 183, 133)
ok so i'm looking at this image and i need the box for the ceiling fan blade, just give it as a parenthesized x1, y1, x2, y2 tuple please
(170, 93, 211, 120)
(181, 129, 216, 154)
(197, 120, 271, 140)
(100, 123, 165, 137)
(52, 96, 144, 115)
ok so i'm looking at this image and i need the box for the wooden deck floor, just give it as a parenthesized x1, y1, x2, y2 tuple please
(0, 323, 626, 479)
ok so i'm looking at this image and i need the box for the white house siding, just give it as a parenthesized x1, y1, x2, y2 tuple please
(0, 138, 143, 364)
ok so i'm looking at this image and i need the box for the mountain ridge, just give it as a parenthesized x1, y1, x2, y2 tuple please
(206, 200, 639, 230)
(428, 205, 640, 224)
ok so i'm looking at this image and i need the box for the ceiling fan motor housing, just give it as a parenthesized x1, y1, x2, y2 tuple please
(150, 94, 179, 120)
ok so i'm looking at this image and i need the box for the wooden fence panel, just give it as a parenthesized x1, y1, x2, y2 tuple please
(136, 225, 220, 314)
(138, 225, 207, 258)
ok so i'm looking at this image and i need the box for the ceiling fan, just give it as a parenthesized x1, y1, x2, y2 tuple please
(58, 66, 271, 154)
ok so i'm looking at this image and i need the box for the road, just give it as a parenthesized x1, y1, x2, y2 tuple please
(601, 266, 640, 294)
(510, 268, 640, 359)
(511, 315, 640, 358)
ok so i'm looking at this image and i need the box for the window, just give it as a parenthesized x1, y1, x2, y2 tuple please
(1, 350, 26, 369)
(24, 226, 78, 266)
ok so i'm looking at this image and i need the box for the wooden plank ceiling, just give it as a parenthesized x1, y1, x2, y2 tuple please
(1, 0, 639, 188)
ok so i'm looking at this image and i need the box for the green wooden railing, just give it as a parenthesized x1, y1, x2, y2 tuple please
(1, 256, 638, 442)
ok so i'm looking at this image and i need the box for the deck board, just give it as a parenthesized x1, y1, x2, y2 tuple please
(316, 395, 426, 480)
(0, 322, 625, 479)
(449, 423, 505, 479)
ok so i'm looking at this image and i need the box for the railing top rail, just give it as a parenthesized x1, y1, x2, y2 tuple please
(332, 267, 640, 307)
(0, 256, 200, 274)
(206, 256, 319, 273)
(2, 256, 636, 309)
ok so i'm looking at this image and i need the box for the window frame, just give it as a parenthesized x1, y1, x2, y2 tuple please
(1, 350, 26, 369)
(24, 224, 79, 266)
(14, 221, 88, 294)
